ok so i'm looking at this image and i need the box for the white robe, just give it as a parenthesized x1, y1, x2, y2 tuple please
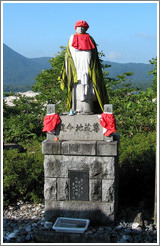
(66, 35, 95, 113)
(68, 35, 92, 100)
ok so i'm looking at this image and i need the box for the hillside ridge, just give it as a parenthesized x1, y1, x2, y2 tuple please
(3, 44, 153, 92)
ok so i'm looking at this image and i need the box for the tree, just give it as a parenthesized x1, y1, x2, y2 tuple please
(3, 95, 45, 143)
(148, 57, 157, 97)
(32, 46, 67, 113)
(102, 58, 156, 137)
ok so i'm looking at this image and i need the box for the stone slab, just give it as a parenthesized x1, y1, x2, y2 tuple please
(42, 140, 61, 155)
(61, 141, 97, 156)
(97, 141, 118, 156)
(47, 114, 104, 141)
(57, 178, 69, 201)
(44, 178, 57, 201)
(44, 155, 116, 180)
(45, 178, 70, 201)
(102, 180, 115, 203)
(42, 140, 118, 156)
(90, 179, 102, 201)
(45, 200, 115, 225)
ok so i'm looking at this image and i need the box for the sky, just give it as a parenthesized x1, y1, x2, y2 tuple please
(2, 1, 158, 64)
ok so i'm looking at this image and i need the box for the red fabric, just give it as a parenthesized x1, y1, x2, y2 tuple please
(72, 33, 95, 50)
(99, 113, 116, 137)
(75, 20, 89, 30)
(42, 114, 61, 132)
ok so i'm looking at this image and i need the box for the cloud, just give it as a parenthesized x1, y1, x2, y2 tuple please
(136, 32, 156, 39)
(107, 51, 122, 61)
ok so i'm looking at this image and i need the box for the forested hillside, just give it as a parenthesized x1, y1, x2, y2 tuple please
(3, 44, 51, 92)
(103, 61, 154, 89)
(3, 44, 153, 92)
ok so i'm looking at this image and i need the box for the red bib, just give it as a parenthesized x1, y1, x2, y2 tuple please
(99, 113, 117, 137)
(42, 114, 61, 132)
(72, 33, 95, 50)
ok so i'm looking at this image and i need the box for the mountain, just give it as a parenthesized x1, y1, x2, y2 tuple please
(3, 44, 154, 92)
(3, 44, 52, 92)
(103, 61, 154, 89)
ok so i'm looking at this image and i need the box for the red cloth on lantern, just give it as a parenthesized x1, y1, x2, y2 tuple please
(42, 114, 61, 132)
(72, 33, 95, 50)
(99, 113, 116, 137)
(75, 20, 89, 30)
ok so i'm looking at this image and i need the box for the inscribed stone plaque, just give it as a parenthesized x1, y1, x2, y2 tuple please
(47, 115, 104, 141)
(68, 170, 89, 201)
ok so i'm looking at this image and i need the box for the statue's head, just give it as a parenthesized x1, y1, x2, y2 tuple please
(75, 20, 89, 34)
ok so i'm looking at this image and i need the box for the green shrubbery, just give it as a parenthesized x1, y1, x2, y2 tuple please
(3, 96, 46, 143)
(119, 131, 156, 167)
(3, 141, 44, 207)
(118, 131, 156, 207)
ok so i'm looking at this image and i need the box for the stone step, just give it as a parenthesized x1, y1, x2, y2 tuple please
(42, 140, 118, 156)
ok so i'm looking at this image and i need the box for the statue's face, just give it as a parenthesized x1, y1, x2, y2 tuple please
(76, 26, 87, 34)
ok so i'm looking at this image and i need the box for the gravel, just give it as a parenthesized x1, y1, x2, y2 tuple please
(3, 200, 157, 243)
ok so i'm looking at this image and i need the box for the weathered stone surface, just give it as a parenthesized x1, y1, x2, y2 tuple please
(104, 104, 113, 113)
(45, 200, 114, 225)
(42, 140, 118, 156)
(90, 179, 102, 201)
(61, 141, 96, 155)
(90, 157, 116, 179)
(44, 178, 57, 201)
(104, 136, 114, 142)
(47, 114, 104, 141)
(57, 178, 69, 201)
(44, 155, 116, 180)
(42, 140, 61, 155)
(97, 141, 118, 156)
(47, 104, 56, 114)
(102, 180, 115, 202)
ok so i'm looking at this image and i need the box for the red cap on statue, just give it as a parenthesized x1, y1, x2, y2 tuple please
(75, 20, 89, 30)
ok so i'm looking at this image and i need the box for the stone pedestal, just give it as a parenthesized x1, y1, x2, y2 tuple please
(42, 104, 119, 225)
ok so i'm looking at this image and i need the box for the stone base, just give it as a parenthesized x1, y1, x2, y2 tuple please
(43, 105, 119, 226)
(43, 153, 118, 225)
(45, 201, 115, 225)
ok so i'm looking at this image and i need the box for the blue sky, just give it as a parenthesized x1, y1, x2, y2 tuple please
(2, 1, 158, 63)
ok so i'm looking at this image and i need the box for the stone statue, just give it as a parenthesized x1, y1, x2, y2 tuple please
(58, 20, 109, 114)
